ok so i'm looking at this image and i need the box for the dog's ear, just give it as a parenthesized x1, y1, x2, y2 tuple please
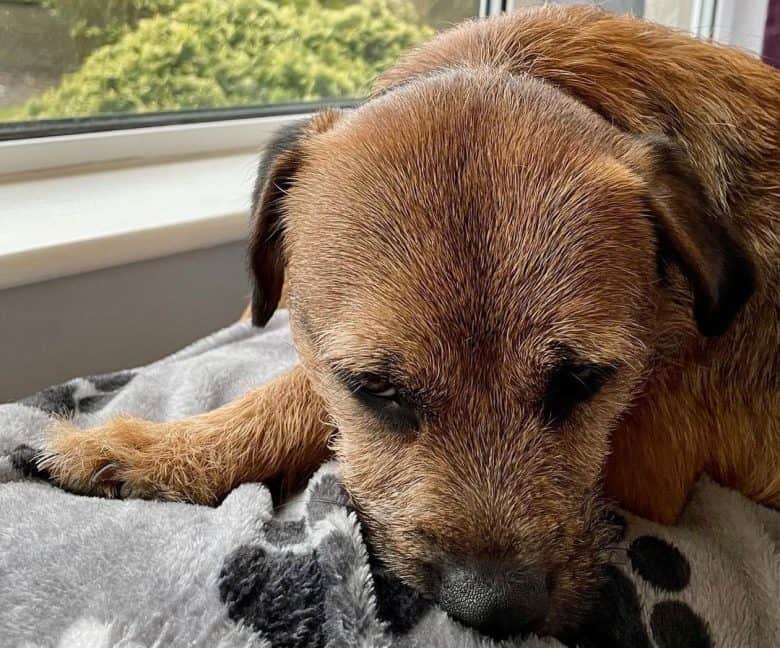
(249, 111, 341, 326)
(640, 136, 755, 337)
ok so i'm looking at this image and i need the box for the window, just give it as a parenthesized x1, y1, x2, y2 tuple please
(0, 0, 772, 292)
(0, 1, 480, 138)
(0, 1, 772, 154)
(508, 1, 694, 31)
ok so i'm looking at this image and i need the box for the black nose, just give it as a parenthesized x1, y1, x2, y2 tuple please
(434, 559, 549, 640)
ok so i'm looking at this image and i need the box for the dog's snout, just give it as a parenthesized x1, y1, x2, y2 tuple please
(434, 559, 549, 639)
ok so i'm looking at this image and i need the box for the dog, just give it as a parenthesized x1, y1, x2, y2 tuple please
(37, 6, 779, 640)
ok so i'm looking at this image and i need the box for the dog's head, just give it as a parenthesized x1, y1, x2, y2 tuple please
(248, 68, 753, 638)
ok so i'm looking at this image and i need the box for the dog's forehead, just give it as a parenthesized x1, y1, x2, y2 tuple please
(296, 71, 646, 242)
(309, 71, 620, 191)
(291, 72, 655, 372)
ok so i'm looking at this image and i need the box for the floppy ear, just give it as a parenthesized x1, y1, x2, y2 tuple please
(640, 136, 755, 337)
(249, 111, 341, 326)
(249, 121, 307, 326)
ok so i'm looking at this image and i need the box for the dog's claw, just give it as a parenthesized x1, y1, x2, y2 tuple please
(90, 462, 120, 486)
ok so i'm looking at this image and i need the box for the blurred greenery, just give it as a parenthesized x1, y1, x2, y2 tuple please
(42, 0, 186, 59)
(40, 0, 471, 54)
(19, 0, 432, 119)
(0, 105, 21, 121)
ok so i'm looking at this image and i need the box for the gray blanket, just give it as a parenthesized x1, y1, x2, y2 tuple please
(1, 312, 777, 648)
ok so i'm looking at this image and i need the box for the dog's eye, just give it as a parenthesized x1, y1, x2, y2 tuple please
(358, 381, 398, 400)
(334, 366, 420, 430)
(542, 360, 616, 425)
(348, 375, 419, 429)
(355, 379, 403, 410)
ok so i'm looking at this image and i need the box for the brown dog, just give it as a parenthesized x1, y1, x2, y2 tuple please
(38, 6, 779, 640)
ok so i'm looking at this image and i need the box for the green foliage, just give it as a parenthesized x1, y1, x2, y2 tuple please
(24, 0, 431, 118)
(42, 1, 185, 58)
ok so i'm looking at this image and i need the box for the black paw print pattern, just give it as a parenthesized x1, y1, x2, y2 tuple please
(218, 490, 330, 648)
(219, 545, 327, 648)
(217, 469, 434, 647)
(628, 534, 711, 648)
(217, 540, 431, 647)
(218, 472, 403, 648)
(574, 512, 712, 648)
(370, 563, 432, 635)
(18, 370, 136, 417)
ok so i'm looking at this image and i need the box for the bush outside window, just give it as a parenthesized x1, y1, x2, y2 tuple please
(0, 0, 477, 124)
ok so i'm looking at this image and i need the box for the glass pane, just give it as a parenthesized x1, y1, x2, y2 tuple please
(510, 1, 696, 31)
(0, 0, 480, 127)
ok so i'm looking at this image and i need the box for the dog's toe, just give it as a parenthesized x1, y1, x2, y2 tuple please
(90, 462, 120, 486)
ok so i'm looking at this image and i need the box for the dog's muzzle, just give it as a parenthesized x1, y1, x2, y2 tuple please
(433, 557, 549, 640)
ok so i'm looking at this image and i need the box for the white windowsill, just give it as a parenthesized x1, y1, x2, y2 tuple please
(0, 152, 259, 290)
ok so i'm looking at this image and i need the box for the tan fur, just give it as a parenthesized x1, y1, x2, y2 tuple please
(40, 6, 779, 637)
(373, 7, 780, 524)
(41, 366, 332, 503)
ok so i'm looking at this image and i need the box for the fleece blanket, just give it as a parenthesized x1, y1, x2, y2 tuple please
(0, 311, 777, 648)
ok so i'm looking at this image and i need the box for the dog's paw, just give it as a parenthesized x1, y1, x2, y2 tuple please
(35, 418, 184, 501)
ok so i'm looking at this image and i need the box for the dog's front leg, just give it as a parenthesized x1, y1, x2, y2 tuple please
(37, 365, 334, 504)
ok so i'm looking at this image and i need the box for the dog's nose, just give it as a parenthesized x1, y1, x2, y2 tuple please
(434, 559, 549, 640)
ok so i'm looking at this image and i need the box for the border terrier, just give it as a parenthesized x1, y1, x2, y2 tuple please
(38, 6, 779, 640)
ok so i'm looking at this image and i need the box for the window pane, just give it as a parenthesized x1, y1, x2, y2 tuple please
(510, 1, 696, 32)
(0, 0, 755, 133)
(0, 1, 479, 127)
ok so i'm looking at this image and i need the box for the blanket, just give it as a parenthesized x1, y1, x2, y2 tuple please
(1, 311, 777, 648)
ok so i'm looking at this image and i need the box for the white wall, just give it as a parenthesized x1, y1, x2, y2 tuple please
(0, 242, 250, 402)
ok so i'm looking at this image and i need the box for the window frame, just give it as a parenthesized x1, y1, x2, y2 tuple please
(0, 101, 355, 178)
(711, 0, 770, 55)
(0, 2, 488, 179)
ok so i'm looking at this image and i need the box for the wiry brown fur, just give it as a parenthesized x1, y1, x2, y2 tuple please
(41, 366, 332, 503)
(39, 6, 779, 638)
